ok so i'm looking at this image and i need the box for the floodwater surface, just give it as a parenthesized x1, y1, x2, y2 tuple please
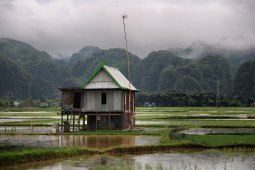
(0, 135, 160, 148)
(7, 150, 255, 170)
(182, 127, 255, 135)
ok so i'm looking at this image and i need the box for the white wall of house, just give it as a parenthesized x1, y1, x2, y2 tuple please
(84, 90, 124, 112)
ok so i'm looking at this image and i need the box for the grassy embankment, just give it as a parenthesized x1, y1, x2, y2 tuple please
(0, 147, 100, 166)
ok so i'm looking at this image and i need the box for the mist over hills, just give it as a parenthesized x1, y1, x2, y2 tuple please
(168, 40, 255, 66)
(0, 38, 255, 100)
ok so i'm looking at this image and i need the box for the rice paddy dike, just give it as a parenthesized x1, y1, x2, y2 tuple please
(1, 107, 255, 169)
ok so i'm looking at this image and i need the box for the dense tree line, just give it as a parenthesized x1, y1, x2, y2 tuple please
(136, 92, 253, 107)
(0, 38, 255, 106)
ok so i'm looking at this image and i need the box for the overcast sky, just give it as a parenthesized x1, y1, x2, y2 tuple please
(0, 0, 255, 58)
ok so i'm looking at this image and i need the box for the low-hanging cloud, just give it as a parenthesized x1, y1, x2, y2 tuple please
(0, 0, 254, 58)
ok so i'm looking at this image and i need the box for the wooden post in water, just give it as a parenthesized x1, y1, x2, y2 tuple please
(61, 113, 63, 131)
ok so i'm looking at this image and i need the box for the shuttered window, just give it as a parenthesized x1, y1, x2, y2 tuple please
(101, 93, 107, 104)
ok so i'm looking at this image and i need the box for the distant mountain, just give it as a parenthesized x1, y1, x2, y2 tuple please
(0, 38, 71, 99)
(0, 38, 255, 100)
(234, 60, 255, 99)
(71, 48, 141, 84)
(0, 55, 28, 99)
(69, 46, 101, 68)
(133, 50, 232, 95)
(133, 50, 188, 92)
(167, 41, 255, 66)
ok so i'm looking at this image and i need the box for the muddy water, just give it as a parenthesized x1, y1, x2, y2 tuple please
(9, 150, 255, 170)
(0, 135, 160, 148)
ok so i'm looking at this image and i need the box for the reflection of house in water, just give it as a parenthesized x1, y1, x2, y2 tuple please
(59, 64, 138, 131)
(59, 135, 135, 148)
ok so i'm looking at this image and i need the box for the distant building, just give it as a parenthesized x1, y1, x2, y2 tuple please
(59, 64, 138, 131)
(13, 101, 21, 107)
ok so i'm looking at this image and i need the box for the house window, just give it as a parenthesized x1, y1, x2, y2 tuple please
(101, 93, 107, 104)
(73, 92, 81, 108)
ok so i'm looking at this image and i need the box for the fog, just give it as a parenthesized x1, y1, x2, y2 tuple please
(0, 0, 254, 58)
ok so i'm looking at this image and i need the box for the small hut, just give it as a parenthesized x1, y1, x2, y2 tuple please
(59, 64, 138, 131)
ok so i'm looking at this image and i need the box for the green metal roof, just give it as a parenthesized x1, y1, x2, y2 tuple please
(81, 64, 138, 91)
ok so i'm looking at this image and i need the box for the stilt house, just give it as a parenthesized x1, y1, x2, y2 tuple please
(59, 64, 138, 131)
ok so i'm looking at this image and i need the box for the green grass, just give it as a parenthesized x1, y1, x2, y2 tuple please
(184, 134, 255, 147)
(0, 147, 100, 167)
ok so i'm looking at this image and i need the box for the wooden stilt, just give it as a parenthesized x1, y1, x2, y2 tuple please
(73, 114, 75, 132)
(61, 113, 63, 131)
(96, 115, 97, 131)
(83, 115, 85, 131)
(108, 115, 110, 129)
(78, 114, 80, 131)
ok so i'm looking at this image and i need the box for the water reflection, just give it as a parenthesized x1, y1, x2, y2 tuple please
(17, 151, 255, 170)
(0, 135, 160, 148)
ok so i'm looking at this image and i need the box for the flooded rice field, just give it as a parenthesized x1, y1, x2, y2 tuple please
(181, 127, 255, 135)
(0, 135, 160, 148)
(1, 108, 255, 169)
(136, 113, 255, 118)
(0, 111, 55, 114)
(8, 150, 255, 170)
(0, 126, 52, 134)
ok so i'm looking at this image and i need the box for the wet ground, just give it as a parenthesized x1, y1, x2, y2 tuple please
(0, 135, 160, 148)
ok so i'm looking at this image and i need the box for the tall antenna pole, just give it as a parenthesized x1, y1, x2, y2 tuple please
(122, 14, 132, 129)
(122, 14, 131, 90)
